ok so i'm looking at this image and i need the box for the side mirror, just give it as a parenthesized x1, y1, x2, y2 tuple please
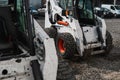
(62, 10, 69, 16)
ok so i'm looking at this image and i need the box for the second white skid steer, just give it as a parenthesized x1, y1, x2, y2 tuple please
(45, 0, 113, 59)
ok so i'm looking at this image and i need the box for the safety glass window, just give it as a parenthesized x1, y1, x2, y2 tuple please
(0, 0, 8, 6)
(58, 0, 72, 10)
(78, 0, 94, 19)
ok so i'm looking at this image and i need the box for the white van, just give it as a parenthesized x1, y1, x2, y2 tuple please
(101, 4, 120, 17)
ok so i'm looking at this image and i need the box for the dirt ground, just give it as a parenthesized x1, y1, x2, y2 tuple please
(69, 19, 120, 80)
(37, 17, 120, 80)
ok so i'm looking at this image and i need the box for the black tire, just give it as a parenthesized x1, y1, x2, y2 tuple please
(45, 27, 57, 39)
(56, 33, 77, 59)
(114, 13, 117, 18)
(103, 31, 113, 55)
(57, 59, 76, 80)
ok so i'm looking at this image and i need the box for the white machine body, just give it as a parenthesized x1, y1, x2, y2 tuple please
(0, 18, 58, 80)
(45, 0, 107, 56)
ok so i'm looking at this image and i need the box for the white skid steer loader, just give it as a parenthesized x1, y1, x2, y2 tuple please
(45, 0, 113, 59)
(0, 0, 76, 80)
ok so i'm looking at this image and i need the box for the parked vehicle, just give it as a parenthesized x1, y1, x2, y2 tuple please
(94, 7, 114, 18)
(101, 4, 120, 17)
(45, 0, 113, 59)
(30, 0, 45, 17)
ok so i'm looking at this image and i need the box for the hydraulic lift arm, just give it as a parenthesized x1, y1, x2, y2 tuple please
(33, 19, 58, 80)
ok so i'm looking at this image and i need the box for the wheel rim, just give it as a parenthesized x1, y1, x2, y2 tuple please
(58, 39, 66, 54)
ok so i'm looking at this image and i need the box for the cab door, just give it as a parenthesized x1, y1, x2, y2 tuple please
(15, 0, 35, 55)
(16, 0, 27, 32)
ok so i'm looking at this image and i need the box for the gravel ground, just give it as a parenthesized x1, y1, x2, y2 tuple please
(37, 17, 120, 80)
(69, 19, 120, 80)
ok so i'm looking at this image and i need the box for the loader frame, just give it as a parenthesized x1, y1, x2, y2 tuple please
(0, 0, 58, 80)
(45, 0, 112, 58)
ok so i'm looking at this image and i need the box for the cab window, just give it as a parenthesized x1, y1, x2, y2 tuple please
(59, 0, 73, 10)
(0, 0, 8, 6)
(111, 6, 115, 10)
(16, 0, 27, 32)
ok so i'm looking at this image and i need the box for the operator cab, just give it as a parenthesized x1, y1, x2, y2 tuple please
(0, 0, 34, 58)
(75, 0, 95, 26)
(58, 0, 95, 26)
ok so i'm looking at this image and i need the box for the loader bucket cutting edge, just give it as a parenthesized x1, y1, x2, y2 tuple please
(58, 39, 66, 54)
